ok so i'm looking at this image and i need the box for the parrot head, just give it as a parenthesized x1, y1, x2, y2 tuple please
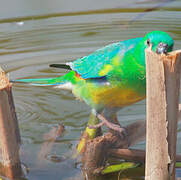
(143, 31, 174, 54)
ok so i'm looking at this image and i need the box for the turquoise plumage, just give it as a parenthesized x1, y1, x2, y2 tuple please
(68, 37, 142, 79)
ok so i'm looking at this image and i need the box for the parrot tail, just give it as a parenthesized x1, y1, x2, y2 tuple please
(11, 77, 62, 86)
(11, 71, 76, 90)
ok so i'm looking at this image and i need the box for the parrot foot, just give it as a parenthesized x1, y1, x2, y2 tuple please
(89, 114, 127, 139)
(88, 122, 104, 129)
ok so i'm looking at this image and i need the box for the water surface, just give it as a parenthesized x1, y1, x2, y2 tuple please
(0, 0, 181, 179)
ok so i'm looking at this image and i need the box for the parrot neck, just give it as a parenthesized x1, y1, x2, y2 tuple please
(133, 41, 146, 67)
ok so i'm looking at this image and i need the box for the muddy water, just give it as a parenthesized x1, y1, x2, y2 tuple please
(0, 0, 181, 179)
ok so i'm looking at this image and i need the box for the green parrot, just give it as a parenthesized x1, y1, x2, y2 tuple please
(13, 31, 174, 137)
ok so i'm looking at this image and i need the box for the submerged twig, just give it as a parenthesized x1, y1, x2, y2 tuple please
(37, 124, 64, 163)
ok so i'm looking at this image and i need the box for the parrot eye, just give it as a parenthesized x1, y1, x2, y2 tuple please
(147, 39, 151, 46)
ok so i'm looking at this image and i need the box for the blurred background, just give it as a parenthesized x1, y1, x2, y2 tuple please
(0, 0, 181, 179)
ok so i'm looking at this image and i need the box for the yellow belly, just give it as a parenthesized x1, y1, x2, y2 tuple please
(89, 86, 145, 108)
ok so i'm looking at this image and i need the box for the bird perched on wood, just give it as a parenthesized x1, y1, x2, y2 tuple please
(13, 31, 174, 137)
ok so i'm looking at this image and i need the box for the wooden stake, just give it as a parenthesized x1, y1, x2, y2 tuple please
(0, 69, 22, 179)
(145, 49, 181, 180)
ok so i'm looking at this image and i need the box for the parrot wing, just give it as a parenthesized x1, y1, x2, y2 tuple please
(67, 37, 142, 79)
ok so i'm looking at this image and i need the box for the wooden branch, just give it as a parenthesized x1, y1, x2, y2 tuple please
(109, 149, 145, 162)
(109, 149, 181, 163)
(145, 49, 181, 180)
(0, 69, 22, 179)
(81, 119, 148, 177)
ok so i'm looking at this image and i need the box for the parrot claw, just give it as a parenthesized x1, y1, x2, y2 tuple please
(89, 122, 104, 129)
(89, 113, 128, 139)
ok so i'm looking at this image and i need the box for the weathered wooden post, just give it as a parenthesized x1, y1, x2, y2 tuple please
(145, 48, 181, 180)
(0, 68, 22, 179)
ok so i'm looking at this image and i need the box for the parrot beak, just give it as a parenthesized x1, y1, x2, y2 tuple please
(156, 42, 168, 54)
